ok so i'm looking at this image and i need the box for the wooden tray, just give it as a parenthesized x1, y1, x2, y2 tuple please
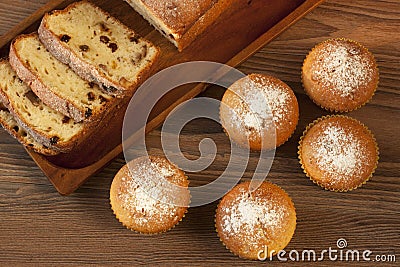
(0, 0, 324, 195)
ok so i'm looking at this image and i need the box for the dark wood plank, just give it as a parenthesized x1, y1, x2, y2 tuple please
(0, 0, 322, 195)
(0, 0, 399, 266)
(0, 0, 48, 36)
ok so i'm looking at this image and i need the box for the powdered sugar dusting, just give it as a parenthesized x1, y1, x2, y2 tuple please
(153, 161, 175, 178)
(221, 187, 286, 245)
(118, 158, 188, 226)
(311, 122, 367, 183)
(225, 75, 291, 137)
(142, 0, 216, 34)
(311, 39, 375, 97)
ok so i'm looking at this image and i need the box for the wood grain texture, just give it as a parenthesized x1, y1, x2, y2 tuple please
(0, 0, 48, 35)
(0, 0, 399, 266)
(1, 0, 319, 196)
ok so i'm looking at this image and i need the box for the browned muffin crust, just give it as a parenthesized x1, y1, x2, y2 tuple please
(299, 115, 379, 191)
(302, 38, 379, 112)
(216, 181, 296, 260)
(220, 74, 299, 150)
(110, 156, 190, 234)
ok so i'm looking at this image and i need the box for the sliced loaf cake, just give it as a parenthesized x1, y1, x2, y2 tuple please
(0, 102, 58, 156)
(38, 0, 159, 97)
(124, 0, 233, 51)
(0, 60, 86, 153)
(9, 33, 114, 123)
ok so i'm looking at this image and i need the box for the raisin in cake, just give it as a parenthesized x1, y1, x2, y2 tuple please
(9, 33, 113, 123)
(38, 1, 159, 97)
(0, 102, 58, 156)
(0, 60, 86, 153)
(124, 0, 234, 51)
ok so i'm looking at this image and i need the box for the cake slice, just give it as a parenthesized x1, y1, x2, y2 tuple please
(0, 60, 86, 153)
(0, 102, 58, 156)
(9, 33, 113, 123)
(124, 0, 234, 51)
(38, 1, 159, 97)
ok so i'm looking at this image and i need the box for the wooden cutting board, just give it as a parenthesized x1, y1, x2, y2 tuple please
(0, 0, 324, 195)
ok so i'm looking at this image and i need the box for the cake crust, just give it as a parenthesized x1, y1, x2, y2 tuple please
(38, 1, 159, 97)
(0, 103, 58, 156)
(9, 33, 114, 123)
(0, 59, 87, 152)
(220, 74, 299, 151)
(299, 115, 379, 191)
(215, 181, 296, 260)
(124, 0, 236, 51)
(110, 156, 190, 234)
(302, 38, 379, 112)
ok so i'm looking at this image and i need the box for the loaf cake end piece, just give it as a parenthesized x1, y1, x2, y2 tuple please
(124, 0, 233, 51)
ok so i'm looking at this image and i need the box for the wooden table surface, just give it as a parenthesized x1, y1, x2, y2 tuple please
(0, 0, 399, 266)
